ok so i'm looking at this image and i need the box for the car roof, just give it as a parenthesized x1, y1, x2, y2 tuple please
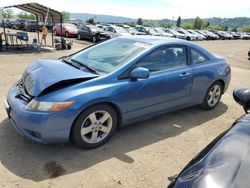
(117, 36, 215, 58)
(119, 35, 195, 46)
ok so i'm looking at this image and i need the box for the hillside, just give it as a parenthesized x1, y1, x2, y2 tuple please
(70, 13, 136, 23)
(70, 13, 250, 28)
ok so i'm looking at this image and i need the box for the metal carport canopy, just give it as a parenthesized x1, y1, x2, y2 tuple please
(3, 2, 62, 23)
(2, 2, 63, 49)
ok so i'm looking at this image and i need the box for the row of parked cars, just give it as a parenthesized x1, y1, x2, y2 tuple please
(1, 18, 54, 32)
(52, 22, 250, 42)
(2, 18, 250, 42)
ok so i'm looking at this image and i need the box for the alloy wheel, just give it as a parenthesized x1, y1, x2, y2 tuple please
(207, 85, 221, 107)
(80, 110, 112, 144)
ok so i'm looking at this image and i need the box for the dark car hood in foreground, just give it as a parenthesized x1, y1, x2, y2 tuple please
(169, 114, 250, 188)
(22, 59, 97, 96)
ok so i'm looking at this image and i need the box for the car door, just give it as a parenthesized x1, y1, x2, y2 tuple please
(104, 27, 117, 38)
(85, 26, 92, 39)
(124, 45, 193, 121)
(82, 26, 90, 39)
(188, 47, 214, 103)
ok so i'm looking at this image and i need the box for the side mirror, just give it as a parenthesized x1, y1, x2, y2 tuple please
(233, 88, 250, 113)
(130, 67, 150, 80)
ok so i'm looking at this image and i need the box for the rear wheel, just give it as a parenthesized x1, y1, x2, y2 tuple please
(65, 32, 69, 38)
(77, 33, 82, 40)
(202, 82, 223, 110)
(71, 104, 117, 149)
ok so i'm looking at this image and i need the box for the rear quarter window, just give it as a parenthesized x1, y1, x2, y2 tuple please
(190, 48, 208, 64)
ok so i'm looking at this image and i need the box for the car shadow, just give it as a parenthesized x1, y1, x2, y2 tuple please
(0, 102, 228, 181)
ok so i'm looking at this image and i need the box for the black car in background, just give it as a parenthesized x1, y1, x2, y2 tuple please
(23, 20, 42, 32)
(168, 88, 250, 188)
(209, 30, 233, 40)
(77, 24, 110, 42)
(1, 19, 15, 28)
(11, 19, 26, 30)
(134, 26, 149, 35)
(230, 32, 241, 39)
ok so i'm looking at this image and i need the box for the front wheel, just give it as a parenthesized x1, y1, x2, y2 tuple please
(71, 104, 117, 149)
(202, 82, 223, 110)
(77, 33, 82, 40)
(92, 35, 97, 43)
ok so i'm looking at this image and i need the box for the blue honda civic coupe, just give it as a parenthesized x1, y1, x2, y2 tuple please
(5, 36, 231, 148)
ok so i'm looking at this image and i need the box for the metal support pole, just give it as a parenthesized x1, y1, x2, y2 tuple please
(51, 25, 54, 47)
(60, 14, 63, 49)
(2, 19, 8, 51)
(36, 15, 40, 43)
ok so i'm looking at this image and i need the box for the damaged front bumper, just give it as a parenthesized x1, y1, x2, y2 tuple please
(5, 84, 74, 144)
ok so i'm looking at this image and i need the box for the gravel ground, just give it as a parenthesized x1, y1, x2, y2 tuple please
(0, 35, 249, 188)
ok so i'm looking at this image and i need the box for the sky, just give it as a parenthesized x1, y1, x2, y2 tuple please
(0, 0, 250, 19)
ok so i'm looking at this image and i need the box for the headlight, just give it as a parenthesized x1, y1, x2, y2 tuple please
(26, 99, 74, 112)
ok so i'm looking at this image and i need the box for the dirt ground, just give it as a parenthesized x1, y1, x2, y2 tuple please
(0, 37, 250, 188)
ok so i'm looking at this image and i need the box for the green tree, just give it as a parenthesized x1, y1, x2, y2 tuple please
(193, 16, 204, 29)
(232, 27, 238, 32)
(223, 26, 228, 31)
(240, 25, 250, 32)
(176, 16, 181, 27)
(86, 18, 95, 25)
(137, 18, 143, 25)
(182, 23, 193, 29)
(17, 11, 35, 20)
(204, 22, 210, 28)
(62, 11, 70, 22)
(207, 25, 223, 30)
(3, 9, 14, 19)
(159, 23, 170, 28)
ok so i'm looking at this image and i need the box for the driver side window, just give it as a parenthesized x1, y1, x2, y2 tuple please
(136, 46, 187, 72)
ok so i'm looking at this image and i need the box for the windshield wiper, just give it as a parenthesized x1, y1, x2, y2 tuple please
(61, 58, 81, 69)
(70, 58, 99, 75)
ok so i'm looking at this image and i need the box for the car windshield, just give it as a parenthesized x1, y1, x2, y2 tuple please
(169, 29, 179, 35)
(129, 27, 137, 32)
(70, 38, 151, 74)
(114, 27, 127, 33)
(64, 24, 77, 29)
(155, 28, 164, 33)
(146, 27, 158, 34)
(178, 29, 188, 34)
(88, 25, 102, 32)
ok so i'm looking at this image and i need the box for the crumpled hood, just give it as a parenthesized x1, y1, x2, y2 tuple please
(22, 59, 97, 96)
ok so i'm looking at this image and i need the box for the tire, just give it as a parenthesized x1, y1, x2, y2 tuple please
(201, 81, 223, 110)
(92, 35, 97, 43)
(65, 32, 69, 38)
(71, 104, 118, 149)
(186, 36, 191, 41)
(77, 33, 82, 40)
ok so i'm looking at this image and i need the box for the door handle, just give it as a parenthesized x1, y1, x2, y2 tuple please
(179, 72, 191, 77)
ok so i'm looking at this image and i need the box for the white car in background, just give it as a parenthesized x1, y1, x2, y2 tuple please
(164, 28, 186, 39)
(145, 27, 161, 36)
(103, 25, 131, 38)
(176, 28, 197, 41)
(187, 29, 206, 40)
(154, 27, 174, 38)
